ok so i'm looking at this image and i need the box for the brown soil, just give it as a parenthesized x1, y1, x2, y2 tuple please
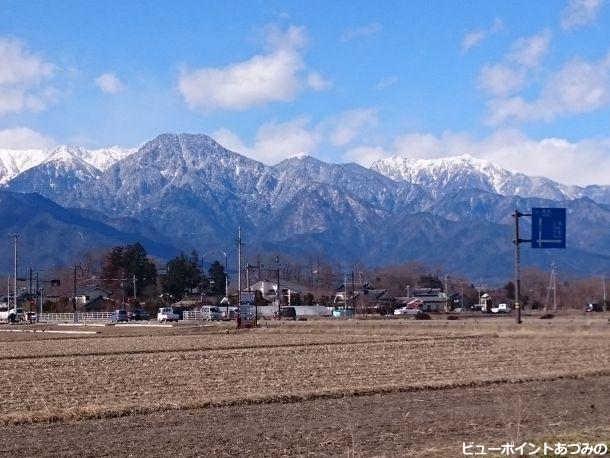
(0, 376, 607, 457)
(0, 318, 607, 456)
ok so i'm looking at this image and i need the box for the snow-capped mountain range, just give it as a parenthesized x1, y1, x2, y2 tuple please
(3, 133, 610, 280)
(371, 155, 610, 203)
(0, 145, 135, 185)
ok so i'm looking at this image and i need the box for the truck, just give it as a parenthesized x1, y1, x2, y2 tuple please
(157, 307, 179, 322)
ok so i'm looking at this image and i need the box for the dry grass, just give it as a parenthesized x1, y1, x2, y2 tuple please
(0, 323, 608, 425)
(0, 332, 487, 360)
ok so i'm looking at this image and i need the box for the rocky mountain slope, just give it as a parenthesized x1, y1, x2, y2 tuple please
(5, 133, 610, 281)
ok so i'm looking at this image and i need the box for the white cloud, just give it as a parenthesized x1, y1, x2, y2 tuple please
(94, 72, 124, 94)
(461, 18, 503, 53)
(477, 30, 551, 102)
(343, 145, 388, 165)
(329, 108, 378, 147)
(306, 72, 332, 91)
(341, 23, 382, 42)
(0, 127, 55, 149)
(478, 64, 526, 97)
(561, 0, 604, 30)
(487, 52, 610, 124)
(461, 31, 486, 53)
(473, 29, 610, 126)
(211, 127, 253, 155)
(253, 117, 321, 163)
(212, 117, 321, 164)
(376, 76, 399, 90)
(179, 25, 317, 112)
(507, 29, 552, 68)
(0, 37, 56, 115)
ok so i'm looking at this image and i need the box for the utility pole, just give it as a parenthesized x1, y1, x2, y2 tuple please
(223, 251, 228, 311)
(553, 264, 557, 312)
(73, 265, 78, 324)
(513, 209, 531, 324)
(36, 272, 40, 323)
(9, 234, 19, 311)
(261, 257, 287, 316)
(236, 227, 242, 327)
(276, 257, 281, 314)
(257, 255, 261, 283)
(245, 264, 254, 291)
(603, 272, 607, 305)
(133, 274, 137, 304)
(344, 273, 348, 309)
(460, 283, 464, 309)
(444, 274, 449, 312)
(351, 271, 355, 310)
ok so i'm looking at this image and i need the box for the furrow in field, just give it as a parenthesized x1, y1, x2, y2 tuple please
(0, 336, 607, 425)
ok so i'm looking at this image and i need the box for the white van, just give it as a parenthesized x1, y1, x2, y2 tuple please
(201, 306, 222, 321)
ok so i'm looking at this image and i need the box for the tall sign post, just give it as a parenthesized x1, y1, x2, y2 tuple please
(513, 208, 566, 324)
(513, 210, 530, 325)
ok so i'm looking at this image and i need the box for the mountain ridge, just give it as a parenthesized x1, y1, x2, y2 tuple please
(4, 132, 610, 281)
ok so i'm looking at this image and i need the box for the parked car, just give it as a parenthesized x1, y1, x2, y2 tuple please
(13, 308, 26, 322)
(221, 307, 239, 321)
(273, 306, 297, 320)
(201, 306, 222, 321)
(131, 309, 150, 321)
(1, 307, 26, 323)
(393, 306, 421, 316)
(26, 311, 37, 323)
(111, 309, 129, 322)
(585, 303, 604, 312)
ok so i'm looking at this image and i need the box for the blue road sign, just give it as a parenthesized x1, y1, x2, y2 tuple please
(531, 208, 566, 249)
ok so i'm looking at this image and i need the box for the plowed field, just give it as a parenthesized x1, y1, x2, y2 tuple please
(0, 318, 608, 457)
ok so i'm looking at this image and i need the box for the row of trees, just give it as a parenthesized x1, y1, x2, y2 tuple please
(161, 251, 227, 300)
(40, 243, 610, 311)
(43, 243, 227, 311)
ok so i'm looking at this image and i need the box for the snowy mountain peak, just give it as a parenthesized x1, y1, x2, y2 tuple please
(44, 145, 91, 165)
(371, 154, 575, 201)
(0, 148, 49, 185)
(289, 152, 312, 160)
(0, 144, 135, 185)
(84, 146, 136, 171)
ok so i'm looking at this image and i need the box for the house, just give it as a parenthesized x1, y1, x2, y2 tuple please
(246, 279, 310, 305)
(74, 286, 112, 305)
(399, 288, 448, 313)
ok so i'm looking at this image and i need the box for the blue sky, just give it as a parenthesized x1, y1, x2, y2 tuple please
(1, 0, 610, 184)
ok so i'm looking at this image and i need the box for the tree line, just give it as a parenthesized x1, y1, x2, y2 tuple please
(38, 243, 610, 312)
